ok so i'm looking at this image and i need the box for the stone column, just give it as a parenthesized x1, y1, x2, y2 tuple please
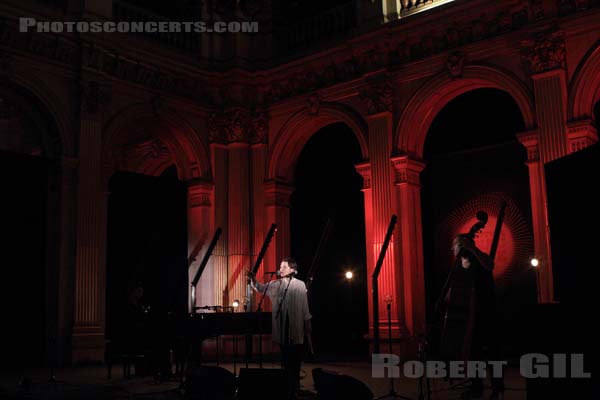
(523, 32, 569, 163)
(520, 31, 571, 302)
(72, 80, 111, 363)
(391, 155, 426, 336)
(517, 131, 553, 303)
(249, 114, 269, 308)
(227, 141, 251, 309)
(209, 139, 229, 308)
(264, 180, 294, 277)
(359, 79, 401, 335)
(355, 162, 375, 327)
(187, 180, 215, 312)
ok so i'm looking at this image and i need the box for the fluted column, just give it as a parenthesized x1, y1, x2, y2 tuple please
(187, 180, 215, 312)
(523, 31, 569, 163)
(391, 155, 426, 336)
(250, 139, 269, 308)
(210, 142, 229, 308)
(228, 142, 251, 309)
(518, 131, 553, 303)
(359, 78, 400, 335)
(72, 80, 111, 363)
(355, 163, 375, 327)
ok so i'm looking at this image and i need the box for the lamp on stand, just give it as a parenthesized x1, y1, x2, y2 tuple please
(531, 258, 541, 303)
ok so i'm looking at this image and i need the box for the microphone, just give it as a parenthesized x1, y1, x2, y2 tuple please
(264, 272, 279, 276)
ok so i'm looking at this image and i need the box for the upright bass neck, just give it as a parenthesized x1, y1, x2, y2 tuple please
(488, 201, 507, 263)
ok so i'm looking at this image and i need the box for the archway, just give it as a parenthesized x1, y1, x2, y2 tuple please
(569, 42, 600, 120)
(290, 122, 368, 359)
(104, 111, 199, 374)
(0, 83, 64, 367)
(420, 88, 535, 355)
(396, 65, 535, 156)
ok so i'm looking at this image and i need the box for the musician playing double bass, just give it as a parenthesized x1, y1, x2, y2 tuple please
(441, 222, 505, 399)
(248, 258, 312, 400)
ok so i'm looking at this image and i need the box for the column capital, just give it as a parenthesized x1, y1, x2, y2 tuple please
(517, 130, 540, 162)
(359, 78, 393, 116)
(521, 30, 566, 76)
(567, 119, 598, 154)
(391, 155, 426, 186)
(208, 107, 268, 145)
(354, 162, 372, 190)
(264, 180, 295, 207)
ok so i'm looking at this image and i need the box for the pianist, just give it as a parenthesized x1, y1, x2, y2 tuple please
(249, 258, 312, 400)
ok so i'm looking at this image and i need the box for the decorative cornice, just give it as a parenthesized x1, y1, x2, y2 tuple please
(567, 119, 598, 153)
(391, 155, 426, 186)
(264, 6, 528, 104)
(516, 130, 540, 162)
(354, 162, 372, 190)
(521, 31, 566, 75)
(360, 80, 393, 115)
(80, 80, 111, 114)
(80, 42, 215, 105)
(264, 180, 295, 207)
(187, 179, 214, 208)
(208, 107, 268, 145)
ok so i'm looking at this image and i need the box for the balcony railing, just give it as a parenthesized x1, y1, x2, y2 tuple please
(112, 1, 200, 53)
(281, 2, 356, 53)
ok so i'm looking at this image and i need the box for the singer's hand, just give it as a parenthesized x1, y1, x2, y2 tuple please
(246, 269, 256, 281)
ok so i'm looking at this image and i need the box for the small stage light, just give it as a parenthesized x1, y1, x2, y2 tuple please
(530, 258, 539, 268)
(345, 271, 353, 280)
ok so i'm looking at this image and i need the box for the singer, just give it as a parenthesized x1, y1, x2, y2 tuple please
(249, 258, 312, 400)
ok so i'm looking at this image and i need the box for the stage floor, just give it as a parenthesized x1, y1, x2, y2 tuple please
(0, 359, 528, 399)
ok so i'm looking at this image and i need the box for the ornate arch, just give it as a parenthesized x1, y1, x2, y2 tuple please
(569, 41, 600, 120)
(1, 74, 72, 157)
(396, 64, 536, 157)
(268, 102, 369, 182)
(102, 102, 211, 181)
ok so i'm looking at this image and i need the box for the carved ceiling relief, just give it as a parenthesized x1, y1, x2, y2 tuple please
(307, 94, 322, 116)
(446, 51, 466, 79)
(208, 108, 269, 144)
(359, 80, 393, 115)
(111, 137, 172, 172)
(521, 31, 567, 74)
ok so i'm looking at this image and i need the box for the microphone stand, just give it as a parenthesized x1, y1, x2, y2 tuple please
(254, 274, 276, 368)
(375, 298, 412, 400)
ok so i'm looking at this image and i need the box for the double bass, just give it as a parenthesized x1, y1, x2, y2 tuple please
(438, 203, 506, 364)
